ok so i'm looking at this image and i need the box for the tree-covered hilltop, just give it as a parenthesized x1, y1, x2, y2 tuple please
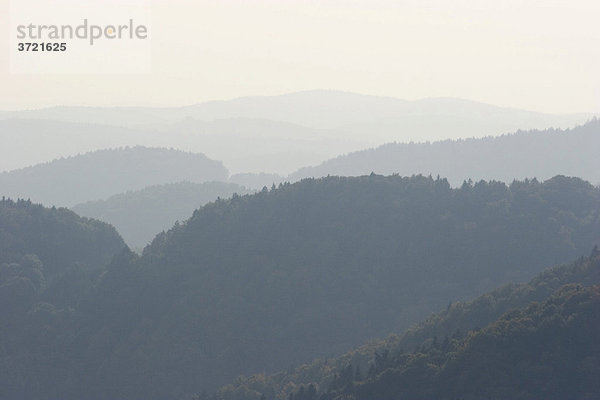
(0, 198, 126, 398)
(0, 197, 126, 362)
(1, 175, 599, 400)
(0, 197, 125, 279)
(290, 119, 600, 186)
(72, 181, 252, 249)
(215, 249, 600, 400)
(229, 173, 284, 191)
(0, 146, 229, 207)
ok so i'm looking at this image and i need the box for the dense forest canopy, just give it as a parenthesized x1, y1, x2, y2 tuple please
(0, 197, 125, 370)
(1, 175, 599, 400)
(0, 197, 125, 278)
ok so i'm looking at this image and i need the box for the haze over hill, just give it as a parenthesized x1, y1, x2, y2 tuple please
(0, 119, 164, 173)
(145, 117, 368, 174)
(0, 118, 366, 175)
(0, 147, 228, 207)
(72, 181, 252, 249)
(1, 91, 592, 133)
(291, 119, 600, 186)
(1, 91, 595, 175)
(4, 0, 600, 399)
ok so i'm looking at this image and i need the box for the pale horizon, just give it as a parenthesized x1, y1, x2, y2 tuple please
(1, 0, 599, 114)
(1, 89, 599, 116)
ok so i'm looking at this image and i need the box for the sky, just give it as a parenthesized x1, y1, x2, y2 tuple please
(1, 0, 599, 113)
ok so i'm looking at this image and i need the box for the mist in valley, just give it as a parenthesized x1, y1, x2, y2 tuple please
(1, 1, 599, 400)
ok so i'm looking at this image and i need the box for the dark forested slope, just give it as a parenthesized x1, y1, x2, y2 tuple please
(0, 198, 126, 384)
(290, 119, 600, 185)
(0, 198, 125, 399)
(72, 181, 251, 249)
(215, 249, 600, 400)
(68, 175, 600, 398)
(321, 282, 600, 400)
(0, 198, 125, 278)
(2, 175, 600, 400)
(0, 146, 229, 207)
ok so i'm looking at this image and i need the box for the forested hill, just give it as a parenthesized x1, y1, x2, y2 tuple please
(215, 249, 600, 400)
(5, 174, 596, 400)
(0, 197, 125, 336)
(323, 282, 600, 400)
(72, 181, 252, 249)
(0, 197, 125, 278)
(0, 199, 126, 399)
(290, 119, 600, 185)
(0, 146, 228, 207)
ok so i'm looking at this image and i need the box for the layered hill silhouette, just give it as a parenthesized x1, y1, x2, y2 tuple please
(143, 117, 368, 175)
(0, 146, 228, 207)
(0, 119, 160, 173)
(72, 181, 251, 249)
(215, 249, 600, 400)
(1, 174, 599, 400)
(1, 91, 591, 135)
(0, 118, 366, 176)
(1, 92, 595, 175)
(290, 118, 600, 186)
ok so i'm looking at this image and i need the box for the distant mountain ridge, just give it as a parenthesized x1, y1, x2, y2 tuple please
(1, 91, 596, 176)
(0, 119, 162, 172)
(0, 146, 228, 207)
(1, 91, 593, 131)
(0, 117, 366, 175)
(290, 118, 600, 186)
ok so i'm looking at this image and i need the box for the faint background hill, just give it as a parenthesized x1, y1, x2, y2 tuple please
(1, 91, 595, 175)
(290, 118, 600, 186)
(0, 119, 167, 173)
(141, 117, 367, 175)
(72, 181, 252, 249)
(1, 91, 592, 134)
(0, 118, 365, 175)
(0, 147, 228, 207)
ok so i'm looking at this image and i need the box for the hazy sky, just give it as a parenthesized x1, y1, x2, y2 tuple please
(1, 0, 599, 113)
